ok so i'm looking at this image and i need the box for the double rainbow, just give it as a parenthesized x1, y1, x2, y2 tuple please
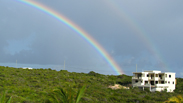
(18, 0, 124, 75)
(105, 1, 168, 71)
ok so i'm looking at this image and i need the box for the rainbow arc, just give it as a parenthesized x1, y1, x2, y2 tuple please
(18, 0, 123, 75)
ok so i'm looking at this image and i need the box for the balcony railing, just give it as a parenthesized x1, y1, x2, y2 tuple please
(132, 82, 142, 87)
(148, 77, 164, 80)
(155, 84, 169, 88)
(148, 77, 154, 79)
(132, 77, 142, 79)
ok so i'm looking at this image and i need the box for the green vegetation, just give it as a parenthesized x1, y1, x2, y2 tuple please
(164, 95, 183, 103)
(49, 85, 86, 103)
(0, 66, 182, 102)
(0, 90, 12, 103)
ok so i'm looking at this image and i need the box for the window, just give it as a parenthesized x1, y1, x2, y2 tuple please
(173, 81, 174, 84)
(159, 75, 162, 79)
(165, 81, 167, 83)
(155, 81, 158, 84)
(169, 75, 171, 78)
(147, 74, 149, 77)
(138, 74, 142, 77)
(168, 81, 170, 84)
(150, 81, 154, 85)
(135, 80, 138, 83)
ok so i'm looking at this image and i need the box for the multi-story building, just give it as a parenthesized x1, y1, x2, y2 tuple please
(132, 70, 176, 92)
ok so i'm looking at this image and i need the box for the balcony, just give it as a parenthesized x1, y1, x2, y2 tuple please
(148, 77, 154, 80)
(132, 77, 142, 79)
(155, 84, 169, 88)
(154, 77, 160, 80)
(132, 82, 142, 87)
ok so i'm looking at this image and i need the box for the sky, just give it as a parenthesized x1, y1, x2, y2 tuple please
(0, 0, 183, 77)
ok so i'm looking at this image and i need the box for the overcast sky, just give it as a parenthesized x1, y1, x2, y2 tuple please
(0, 0, 183, 77)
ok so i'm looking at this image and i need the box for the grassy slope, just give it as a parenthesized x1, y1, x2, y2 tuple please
(0, 66, 181, 103)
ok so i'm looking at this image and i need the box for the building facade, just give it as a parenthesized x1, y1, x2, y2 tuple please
(132, 70, 176, 92)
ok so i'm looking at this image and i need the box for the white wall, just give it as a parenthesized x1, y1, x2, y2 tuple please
(132, 71, 176, 92)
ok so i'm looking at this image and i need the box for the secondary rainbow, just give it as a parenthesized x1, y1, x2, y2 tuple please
(18, 0, 123, 75)
(105, 1, 169, 71)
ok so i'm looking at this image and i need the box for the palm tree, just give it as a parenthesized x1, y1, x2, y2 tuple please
(49, 85, 86, 103)
(0, 91, 12, 103)
(164, 95, 183, 103)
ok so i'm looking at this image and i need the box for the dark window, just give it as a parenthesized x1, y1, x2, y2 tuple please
(147, 74, 149, 77)
(168, 81, 170, 84)
(159, 75, 162, 79)
(169, 75, 171, 78)
(138, 74, 142, 77)
(155, 81, 158, 84)
(173, 81, 174, 84)
(150, 81, 154, 85)
(135, 80, 138, 83)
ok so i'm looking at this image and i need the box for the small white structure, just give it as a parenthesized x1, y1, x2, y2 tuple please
(22, 67, 33, 69)
(132, 70, 176, 92)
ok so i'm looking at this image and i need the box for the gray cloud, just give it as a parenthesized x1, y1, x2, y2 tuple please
(0, 0, 183, 76)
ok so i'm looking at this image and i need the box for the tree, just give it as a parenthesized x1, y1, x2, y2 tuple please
(49, 85, 86, 103)
(0, 91, 12, 103)
(164, 95, 183, 103)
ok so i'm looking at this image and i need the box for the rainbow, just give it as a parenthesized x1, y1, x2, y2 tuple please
(105, 1, 169, 71)
(18, 0, 124, 75)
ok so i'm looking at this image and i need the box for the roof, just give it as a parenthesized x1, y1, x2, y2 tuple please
(144, 70, 161, 73)
(133, 70, 175, 74)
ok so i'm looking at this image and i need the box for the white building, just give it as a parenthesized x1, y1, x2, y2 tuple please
(22, 67, 33, 69)
(132, 70, 176, 92)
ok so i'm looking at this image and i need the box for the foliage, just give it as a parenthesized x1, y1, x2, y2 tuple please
(0, 91, 12, 103)
(164, 95, 183, 103)
(49, 85, 86, 103)
(0, 66, 182, 102)
(75, 85, 86, 103)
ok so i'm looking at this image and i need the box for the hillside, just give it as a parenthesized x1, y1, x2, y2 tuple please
(0, 66, 182, 103)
